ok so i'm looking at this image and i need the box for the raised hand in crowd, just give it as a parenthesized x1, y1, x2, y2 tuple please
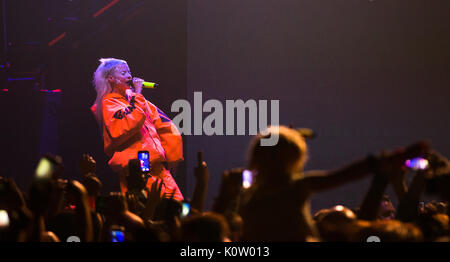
(80, 153, 97, 177)
(396, 151, 450, 222)
(140, 178, 164, 221)
(191, 151, 209, 213)
(64, 180, 93, 242)
(79, 154, 102, 212)
(100, 192, 145, 241)
(0, 177, 33, 242)
(356, 141, 430, 221)
(303, 141, 430, 194)
(212, 168, 244, 215)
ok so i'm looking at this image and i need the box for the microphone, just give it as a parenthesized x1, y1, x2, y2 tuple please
(142, 81, 159, 89)
(127, 80, 159, 89)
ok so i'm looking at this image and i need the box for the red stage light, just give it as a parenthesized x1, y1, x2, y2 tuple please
(48, 32, 67, 46)
(93, 0, 120, 18)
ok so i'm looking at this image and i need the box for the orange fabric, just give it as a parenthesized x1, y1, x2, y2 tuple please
(91, 92, 184, 200)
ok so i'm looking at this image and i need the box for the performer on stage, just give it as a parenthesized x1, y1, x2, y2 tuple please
(91, 58, 184, 200)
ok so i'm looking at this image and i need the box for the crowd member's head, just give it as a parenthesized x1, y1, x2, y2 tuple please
(379, 195, 396, 220)
(315, 205, 362, 241)
(422, 201, 448, 216)
(358, 220, 423, 242)
(100, 192, 145, 241)
(224, 212, 243, 242)
(319, 205, 357, 223)
(92, 58, 130, 123)
(103, 192, 128, 217)
(313, 209, 330, 222)
(153, 198, 182, 222)
(181, 212, 230, 242)
(248, 126, 308, 184)
(46, 211, 77, 242)
(135, 220, 168, 242)
(416, 213, 449, 241)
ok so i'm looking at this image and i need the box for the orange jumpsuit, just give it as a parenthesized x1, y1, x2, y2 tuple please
(91, 92, 184, 200)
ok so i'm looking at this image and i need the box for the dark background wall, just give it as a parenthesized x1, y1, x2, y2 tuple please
(185, 0, 450, 212)
(1, 0, 449, 213)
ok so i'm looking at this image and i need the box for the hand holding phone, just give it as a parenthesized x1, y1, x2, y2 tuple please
(34, 154, 64, 182)
(110, 225, 125, 242)
(35, 157, 55, 180)
(138, 151, 150, 173)
(194, 150, 209, 184)
(220, 168, 248, 196)
(242, 170, 254, 189)
(0, 210, 10, 229)
(181, 201, 191, 218)
(405, 157, 429, 171)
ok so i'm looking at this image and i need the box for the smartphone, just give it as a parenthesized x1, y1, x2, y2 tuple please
(0, 210, 10, 229)
(242, 170, 253, 189)
(35, 157, 54, 180)
(181, 201, 191, 218)
(405, 157, 429, 171)
(110, 225, 125, 242)
(138, 151, 150, 173)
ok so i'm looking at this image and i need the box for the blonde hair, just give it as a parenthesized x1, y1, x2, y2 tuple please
(92, 58, 128, 125)
(248, 126, 308, 181)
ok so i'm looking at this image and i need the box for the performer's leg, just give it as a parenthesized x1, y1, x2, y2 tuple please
(146, 163, 184, 201)
(159, 168, 184, 201)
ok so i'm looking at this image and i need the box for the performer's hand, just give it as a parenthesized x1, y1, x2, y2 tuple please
(132, 77, 144, 94)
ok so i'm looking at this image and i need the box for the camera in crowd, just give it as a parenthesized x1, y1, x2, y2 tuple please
(126, 151, 151, 193)
(404, 152, 450, 200)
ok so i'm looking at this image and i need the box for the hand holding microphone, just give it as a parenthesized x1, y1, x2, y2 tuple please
(127, 77, 159, 94)
(131, 77, 144, 94)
